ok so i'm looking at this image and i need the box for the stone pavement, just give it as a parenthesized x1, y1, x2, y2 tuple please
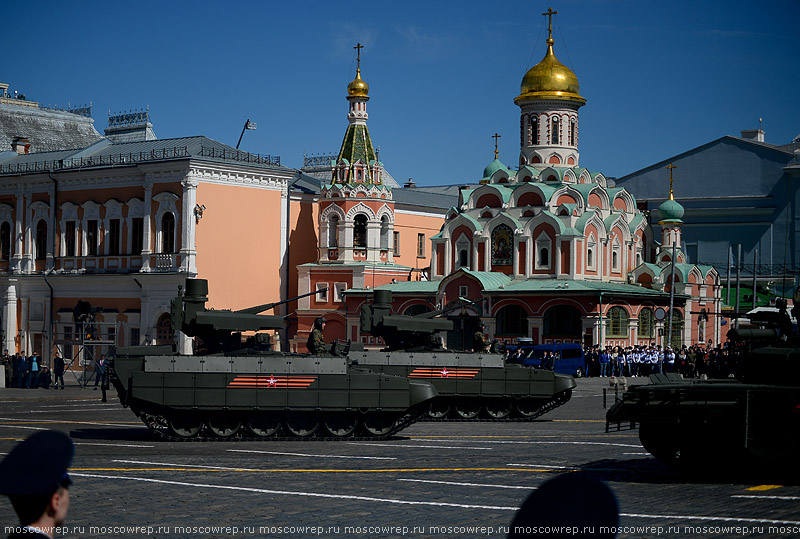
(0, 378, 797, 538)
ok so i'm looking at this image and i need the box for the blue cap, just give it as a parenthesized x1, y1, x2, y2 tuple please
(0, 431, 74, 497)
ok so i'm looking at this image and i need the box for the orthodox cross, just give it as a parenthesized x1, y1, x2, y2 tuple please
(354, 43, 364, 70)
(542, 7, 558, 42)
(492, 133, 501, 159)
(666, 163, 677, 200)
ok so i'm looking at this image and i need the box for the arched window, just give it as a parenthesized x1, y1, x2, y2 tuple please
(403, 304, 432, 316)
(459, 249, 469, 268)
(667, 310, 684, 347)
(0, 222, 10, 260)
(539, 247, 549, 266)
(155, 312, 174, 345)
(496, 305, 528, 336)
(328, 215, 339, 248)
(551, 116, 560, 145)
(606, 306, 629, 338)
(353, 214, 368, 248)
(530, 115, 539, 145)
(543, 305, 582, 338)
(569, 119, 577, 146)
(161, 213, 175, 253)
(35, 219, 47, 260)
(638, 308, 654, 338)
(535, 232, 552, 270)
(380, 215, 390, 249)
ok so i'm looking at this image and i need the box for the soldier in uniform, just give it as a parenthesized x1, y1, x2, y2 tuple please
(1, 349, 11, 388)
(307, 317, 327, 355)
(473, 324, 487, 353)
(0, 430, 74, 537)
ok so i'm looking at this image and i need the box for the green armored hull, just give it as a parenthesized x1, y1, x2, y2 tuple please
(352, 350, 576, 420)
(607, 371, 800, 471)
(111, 350, 438, 441)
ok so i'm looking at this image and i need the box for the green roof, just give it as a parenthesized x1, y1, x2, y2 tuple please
(498, 278, 676, 298)
(347, 280, 441, 295)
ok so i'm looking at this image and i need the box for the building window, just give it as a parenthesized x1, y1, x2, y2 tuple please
(107, 324, 116, 342)
(491, 225, 513, 266)
(62, 325, 73, 359)
(316, 282, 329, 302)
(380, 215, 390, 249)
(35, 219, 47, 260)
(587, 235, 596, 270)
(611, 239, 621, 272)
(569, 119, 576, 146)
(161, 213, 175, 253)
(108, 219, 121, 256)
(606, 306, 629, 338)
(328, 215, 339, 248)
(393, 231, 400, 256)
(535, 232, 552, 270)
(130, 327, 140, 346)
(417, 233, 425, 257)
(64, 221, 76, 257)
(131, 218, 144, 255)
(354, 214, 367, 248)
(459, 285, 468, 297)
(496, 305, 528, 336)
(530, 115, 539, 145)
(551, 116, 560, 145)
(667, 310, 684, 347)
(638, 308, 654, 338)
(0, 222, 10, 260)
(155, 313, 174, 345)
(334, 282, 347, 303)
(86, 220, 98, 256)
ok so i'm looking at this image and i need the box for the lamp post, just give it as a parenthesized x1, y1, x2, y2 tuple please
(236, 119, 257, 149)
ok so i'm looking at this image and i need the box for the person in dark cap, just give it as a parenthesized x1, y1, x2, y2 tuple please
(508, 472, 619, 538)
(0, 430, 74, 538)
(307, 318, 327, 355)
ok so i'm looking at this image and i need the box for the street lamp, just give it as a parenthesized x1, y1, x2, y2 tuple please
(236, 119, 257, 149)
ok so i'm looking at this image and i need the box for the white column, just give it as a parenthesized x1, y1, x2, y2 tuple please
(512, 236, 519, 278)
(471, 240, 479, 271)
(570, 239, 577, 278)
(443, 238, 452, 275)
(47, 187, 55, 269)
(343, 219, 354, 262)
(3, 282, 17, 353)
(12, 190, 23, 273)
(141, 181, 153, 272)
(430, 241, 439, 277)
(366, 222, 381, 263)
(24, 202, 33, 273)
(180, 178, 198, 274)
(484, 239, 491, 272)
(525, 237, 532, 277)
(555, 238, 562, 278)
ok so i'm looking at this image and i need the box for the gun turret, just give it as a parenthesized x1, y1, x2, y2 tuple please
(360, 289, 454, 351)
(170, 279, 321, 354)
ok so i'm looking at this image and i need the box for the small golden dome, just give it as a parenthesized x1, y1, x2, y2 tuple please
(347, 68, 369, 98)
(514, 38, 585, 106)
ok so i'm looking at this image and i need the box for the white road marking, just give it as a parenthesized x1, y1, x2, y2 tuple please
(347, 442, 492, 450)
(227, 449, 396, 460)
(69, 473, 519, 510)
(732, 495, 800, 501)
(25, 407, 121, 413)
(622, 452, 652, 456)
(619, 512, 800, 526)
(0, 417, 137, 428)
(113, 459, 257, 470)
(75, 443, 153, 448)
(398, 478, 535, 490)
(417, 439, 641, 448)
(0, 424, 47, 431)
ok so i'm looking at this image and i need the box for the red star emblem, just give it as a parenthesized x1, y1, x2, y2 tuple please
(440, 368, 449, 378)
(267, 375, 277, 387)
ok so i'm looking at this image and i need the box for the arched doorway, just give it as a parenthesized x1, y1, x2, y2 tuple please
(542, 304, 582, 343)
(155, 313, 174, 345)
(446, 305, 482, 351)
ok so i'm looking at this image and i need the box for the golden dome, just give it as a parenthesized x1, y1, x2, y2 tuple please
(514, 38, 585, 106)
(347, 68, 369, 98)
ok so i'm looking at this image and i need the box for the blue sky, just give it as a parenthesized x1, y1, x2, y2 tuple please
(3, 0, 798, 187)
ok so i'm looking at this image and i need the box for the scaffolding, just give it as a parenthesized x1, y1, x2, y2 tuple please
(54, 320, 118, 388)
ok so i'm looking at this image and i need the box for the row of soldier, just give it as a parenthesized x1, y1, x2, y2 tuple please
(1, 351, 65, 389)
(585, 344, 723, 378)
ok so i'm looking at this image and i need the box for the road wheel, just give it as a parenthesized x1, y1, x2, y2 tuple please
(284, 413, 320, 438)
(427, 399, 450, 419)
(362, 412, 396, 436)
(168, 412, 203, 439)
(484, 398, 512, 419)
(323, 413, 358, 437)
(207, 413, 241, 438)
(246, 413, 281, 438)
(515, 397, 544, 418)
(454, 398, 481, 419)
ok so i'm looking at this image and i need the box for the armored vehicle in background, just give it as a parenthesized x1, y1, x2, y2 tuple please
(606, 307, 800, 472)
(352, 290, 576, 421)
(110, 279, 437, 441)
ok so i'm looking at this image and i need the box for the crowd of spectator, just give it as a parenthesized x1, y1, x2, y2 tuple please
(0, 350, 66, 389)
(582, 342, 737, 379)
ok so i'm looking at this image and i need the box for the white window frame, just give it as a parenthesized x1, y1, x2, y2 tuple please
(334, 282, 347, 303)
(316, 282, 329, 302)
(611, 238, 621, 273)
(587, 234, 596, 271)
(535, 231, 552, 270)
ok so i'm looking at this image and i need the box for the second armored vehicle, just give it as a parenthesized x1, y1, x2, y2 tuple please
(352, 290, 576, 421)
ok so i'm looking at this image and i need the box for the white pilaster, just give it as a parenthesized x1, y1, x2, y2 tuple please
(180, 177, 198, 274)
(3, 282, 17, 353)
(141, 181, 153, 271)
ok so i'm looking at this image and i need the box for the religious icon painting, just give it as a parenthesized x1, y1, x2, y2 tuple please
(491, 224, 513, 265)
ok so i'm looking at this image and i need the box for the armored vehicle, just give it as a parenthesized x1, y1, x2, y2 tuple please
(351, 290, 576, 421)
(606, 309, 800, 472)
(110, 279, 438, 441)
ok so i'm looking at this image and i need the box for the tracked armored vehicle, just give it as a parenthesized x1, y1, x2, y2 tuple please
(351, 290, 576, 421)
(110, 279, 437, 441)
(606, 308, 800, 472)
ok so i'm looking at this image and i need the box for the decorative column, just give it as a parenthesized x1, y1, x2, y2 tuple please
(47, 185, 55, 270)
(141, 180, 153, 272)
(443, 238, 452, 276)
(23, 201, 33, 273)
(555, 238, 562, 278)
(525, 237, 532, 277)
(366, 221, 381, 263)
(12, 189, 23, 273)
(3, 282, 17, 353)
(180, 176, 198, 274)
